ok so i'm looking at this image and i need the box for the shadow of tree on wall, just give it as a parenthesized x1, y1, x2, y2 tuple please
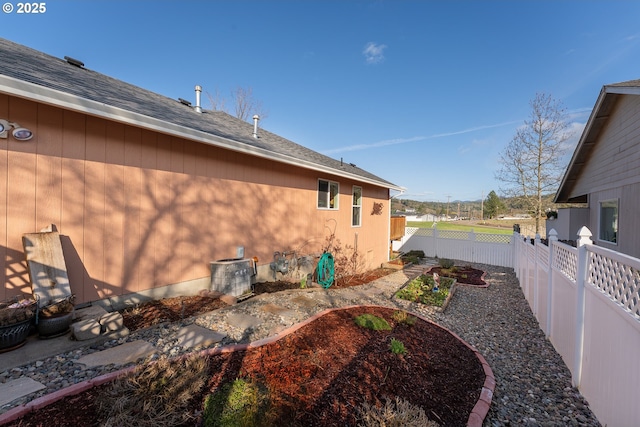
(1, 245, 32, 301)
(59, 133, 328, 306)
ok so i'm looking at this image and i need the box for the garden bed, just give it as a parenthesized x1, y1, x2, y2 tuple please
(395, 274, 456, 312)
(5, 306, 489, 427)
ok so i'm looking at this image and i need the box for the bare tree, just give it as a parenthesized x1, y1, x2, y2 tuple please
(496, 93, 573, 235)
(204, 88, 227, 113)
(205, 86, 268, 122)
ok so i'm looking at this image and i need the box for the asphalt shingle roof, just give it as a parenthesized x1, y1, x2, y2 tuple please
(0, 38, 399, 190)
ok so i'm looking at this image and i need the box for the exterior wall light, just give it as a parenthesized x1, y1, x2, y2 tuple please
(0, 119, 33, 141)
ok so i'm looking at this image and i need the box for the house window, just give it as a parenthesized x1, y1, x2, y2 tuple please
(599, 199, 618, 244)
(352, 186, 362, 227)
(318, 179, 339, 209)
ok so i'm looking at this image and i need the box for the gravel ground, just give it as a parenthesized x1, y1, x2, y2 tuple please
(0, 260, 601, 426)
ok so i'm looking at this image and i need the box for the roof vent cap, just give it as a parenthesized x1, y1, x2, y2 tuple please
(178, 98, 192, 107)
(64, 56, 84, 68)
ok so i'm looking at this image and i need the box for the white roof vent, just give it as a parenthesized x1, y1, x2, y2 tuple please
(252, 114, 260, 138)
(194, 85, 202, 113)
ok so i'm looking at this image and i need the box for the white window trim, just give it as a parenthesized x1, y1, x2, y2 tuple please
(597, 198, 618, 245)
(352, 185, 362, 227)
(317, 179, 339, 210)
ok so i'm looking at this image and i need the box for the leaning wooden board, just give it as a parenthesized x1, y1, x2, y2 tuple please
(22, 229, 72, 307)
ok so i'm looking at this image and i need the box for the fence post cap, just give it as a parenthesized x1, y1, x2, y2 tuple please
(576, 226, 593, 247)
(548, 229, 559, 241)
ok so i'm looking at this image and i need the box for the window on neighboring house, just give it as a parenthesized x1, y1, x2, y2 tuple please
(599, 199, 618, 244)
(318, 179, 339, 209)
(352, 186, 362, 227)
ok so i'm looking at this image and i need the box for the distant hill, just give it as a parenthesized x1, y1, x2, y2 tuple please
(392, 193, 566, 219)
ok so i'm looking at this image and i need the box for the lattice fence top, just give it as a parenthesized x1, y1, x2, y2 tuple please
(475, 233, 512, 244)
(405, 227, 419, 236)
(588, 251, 640, 319)
(537, 244, 550, 270)
(552, 242, 577, 282)
(437, 230, 472, 240)
(412, 228, 434, 237)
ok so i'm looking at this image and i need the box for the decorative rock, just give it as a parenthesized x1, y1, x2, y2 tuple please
(198, 289, 223, 298)
(73, 305, 108, 322)
(71, 319, 101, 341)
(219, 294, 237, 306)
(99, 312, 123, 332)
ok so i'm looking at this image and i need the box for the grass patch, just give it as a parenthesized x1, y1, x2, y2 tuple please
(407, 221, 513, 235)
(395, 275, 454, 307)
(203, 378, 274, 427)
(354, 313, 392, 331)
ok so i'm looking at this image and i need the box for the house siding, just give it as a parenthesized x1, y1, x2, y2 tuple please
(0, 94, 391, 303)
(571, 95, 640, 198)
(588, 184, 640, 259)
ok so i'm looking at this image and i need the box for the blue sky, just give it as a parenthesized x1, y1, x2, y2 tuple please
(2, 1, 640, 202)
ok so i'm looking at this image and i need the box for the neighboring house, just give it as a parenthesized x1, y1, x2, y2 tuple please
(0, 38, 402, 306)
(554, 79, 640, 258)
(397, 213, 438, 222)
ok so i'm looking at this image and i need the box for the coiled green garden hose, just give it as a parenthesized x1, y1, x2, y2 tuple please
(317, 252, 335, 288)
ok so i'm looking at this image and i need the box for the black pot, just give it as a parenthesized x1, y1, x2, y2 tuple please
(37, 311, 73, 338)
(0, 318, 32, 351)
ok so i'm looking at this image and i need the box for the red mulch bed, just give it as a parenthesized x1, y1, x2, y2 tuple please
(427, 266, 487, 286)
(5, 306, 485, 427)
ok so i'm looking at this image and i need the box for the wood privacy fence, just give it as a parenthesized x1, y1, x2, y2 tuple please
(396, 225, 640, 427)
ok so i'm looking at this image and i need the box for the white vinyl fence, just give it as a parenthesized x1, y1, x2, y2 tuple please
(396, 225, 640, 427)
(515, 227, 640, 427)
(395, 227, 514, 267)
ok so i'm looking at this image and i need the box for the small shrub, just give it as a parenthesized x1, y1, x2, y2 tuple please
(403, 250, 425, 259)
(356, 396, 439, 427)
(203, 378, 274, 427)
(389, 338, 407, 355)
(354, 313, 391, 331)
(391, 310, 417, 326)
(438, 258, 455, 269)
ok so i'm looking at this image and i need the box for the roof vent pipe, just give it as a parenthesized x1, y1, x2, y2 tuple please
(194, 85, 202, 113)
(252, 114, 260, 138)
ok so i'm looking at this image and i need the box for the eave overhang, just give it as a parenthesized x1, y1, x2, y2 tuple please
(0, 73, 404, 193)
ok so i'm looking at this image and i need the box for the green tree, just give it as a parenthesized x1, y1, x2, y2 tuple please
(496, 93, 573, 234)
(484, 190, 506, 219)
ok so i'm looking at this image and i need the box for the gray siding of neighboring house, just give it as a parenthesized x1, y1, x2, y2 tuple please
(564, 94, 640, 259)
(588, 184, 640, 259)
(571, 96, 640, 198)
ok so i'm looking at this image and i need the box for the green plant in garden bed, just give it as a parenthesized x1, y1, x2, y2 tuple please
(392, 310, 417, 326)
(203, 378, 274, 427)
(395, 274, 454, 307)
(389, 338, 407, 355)
(354, 313, 392, 331)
